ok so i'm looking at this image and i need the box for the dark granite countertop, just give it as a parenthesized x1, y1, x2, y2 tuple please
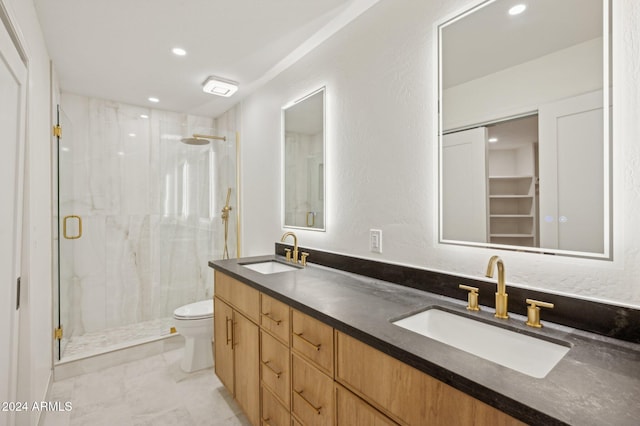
(209, 255, 640, 426)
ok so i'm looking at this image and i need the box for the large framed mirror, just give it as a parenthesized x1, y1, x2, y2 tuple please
(282, 87, 326, 230)
(438, 0, 611, 258)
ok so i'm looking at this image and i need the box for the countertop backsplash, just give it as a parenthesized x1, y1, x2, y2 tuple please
(275, 243, 640, 344)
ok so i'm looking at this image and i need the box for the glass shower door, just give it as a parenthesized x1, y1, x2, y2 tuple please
(54, 105, 77, 361)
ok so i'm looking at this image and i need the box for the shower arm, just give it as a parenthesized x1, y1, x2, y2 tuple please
(193, 133, 226, 141)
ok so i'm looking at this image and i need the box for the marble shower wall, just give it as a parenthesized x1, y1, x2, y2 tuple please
(284, 131, 324, 228)
(59, 93, 236, 338)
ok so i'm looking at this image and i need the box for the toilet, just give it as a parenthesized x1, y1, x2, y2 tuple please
(173, 300, 214, 372)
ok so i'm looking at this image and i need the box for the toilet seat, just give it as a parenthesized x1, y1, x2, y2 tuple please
(173, 300, 213, 320)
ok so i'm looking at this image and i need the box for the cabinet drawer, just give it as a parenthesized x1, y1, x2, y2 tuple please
(291, 353, 334, 426)
(215, 271, 259, 322)
(335, 383, 397, 426)
(260, 330, 290, 407)
(335, 332, 525, 426)
(261, 387, 290, 426)
(261, 293, 290, 344)
(291, 310, 333, 376)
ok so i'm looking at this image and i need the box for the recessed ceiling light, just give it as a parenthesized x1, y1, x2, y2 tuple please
(508, 4, 526, 15)
(488, 137, 498, 143)
(172, 47, 187, 56)
(128, 133, 136, 137)
(202, 76, 239, 97)
(140, 114, 149, 119)
(148, 97, 159, 103)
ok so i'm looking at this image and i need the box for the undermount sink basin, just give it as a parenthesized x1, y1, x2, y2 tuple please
(392, 308, 570, 378)
(241, 260, 299, 274)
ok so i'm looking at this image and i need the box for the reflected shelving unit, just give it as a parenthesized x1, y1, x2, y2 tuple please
(488, 175, 537, 247)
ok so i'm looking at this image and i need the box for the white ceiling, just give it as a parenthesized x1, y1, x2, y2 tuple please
(34, 0, 377, 117)
(441, 0, 603, 88)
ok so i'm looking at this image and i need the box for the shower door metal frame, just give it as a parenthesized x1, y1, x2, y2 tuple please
(54, 104, 62, 360)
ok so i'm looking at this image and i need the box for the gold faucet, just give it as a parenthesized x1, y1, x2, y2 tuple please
(485, 255, 508, 319)
(280, 232, 298, 264)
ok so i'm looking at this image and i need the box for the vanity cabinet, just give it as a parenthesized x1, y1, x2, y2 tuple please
(214, 271, 524, 426)
(335, 331, 525, 426)
(213, 271, 260, 426)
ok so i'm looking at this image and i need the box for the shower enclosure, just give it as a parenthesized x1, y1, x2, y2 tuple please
(53, 95, 238, 361)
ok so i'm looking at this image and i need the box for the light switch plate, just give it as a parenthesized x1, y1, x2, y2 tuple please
(370, 229, 382, 253)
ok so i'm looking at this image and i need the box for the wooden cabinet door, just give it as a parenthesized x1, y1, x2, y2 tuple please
(214, 297, 234, 394)
(335, 384, 397, 426)
(235, 311, 260, 426)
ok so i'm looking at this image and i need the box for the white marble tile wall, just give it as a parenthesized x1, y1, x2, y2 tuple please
(58, 94, 236, 354)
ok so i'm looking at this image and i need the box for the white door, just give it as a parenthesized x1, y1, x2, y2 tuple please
(538, 91, 605, 253)
(442, 127, 488, 243)
(0, 15, 27, 426)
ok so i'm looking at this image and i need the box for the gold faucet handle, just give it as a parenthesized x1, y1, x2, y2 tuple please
(284, 248, 292, 262)
(525, 298, 554, 328)
(459, 285, 480, 311)
(300, 252, 309, 266)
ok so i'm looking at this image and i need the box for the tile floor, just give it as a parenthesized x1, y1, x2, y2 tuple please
(41, 347, 251, 426)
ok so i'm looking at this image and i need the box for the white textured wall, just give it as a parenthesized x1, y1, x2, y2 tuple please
(443, 37, 603, 130)
(239, 0, 640, 307)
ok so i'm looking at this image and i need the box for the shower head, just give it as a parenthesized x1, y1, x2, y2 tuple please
(180, 133, 226, 145)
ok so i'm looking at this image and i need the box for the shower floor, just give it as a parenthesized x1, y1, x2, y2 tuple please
(60, 316, 176, 361)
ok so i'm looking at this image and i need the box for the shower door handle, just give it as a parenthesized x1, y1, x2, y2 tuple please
(63, 215, 82, 239)
(306, 211, 315, 227)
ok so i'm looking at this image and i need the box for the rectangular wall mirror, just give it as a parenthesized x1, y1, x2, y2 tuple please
(282, 87, 326, 230)
(438, 0, 611, 258)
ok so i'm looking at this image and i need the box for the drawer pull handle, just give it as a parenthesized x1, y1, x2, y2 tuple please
(263, 360, 282, 378)
(293, 332, 321, 351)
(261, 417, 272, 426)
(294, 389, 321, 415)
(261, 312, 282, 325)
(225, 316, 232, 345)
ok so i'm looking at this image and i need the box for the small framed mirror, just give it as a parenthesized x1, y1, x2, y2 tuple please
(282, 87, 326, 230)
(438, 0, 611, 258)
